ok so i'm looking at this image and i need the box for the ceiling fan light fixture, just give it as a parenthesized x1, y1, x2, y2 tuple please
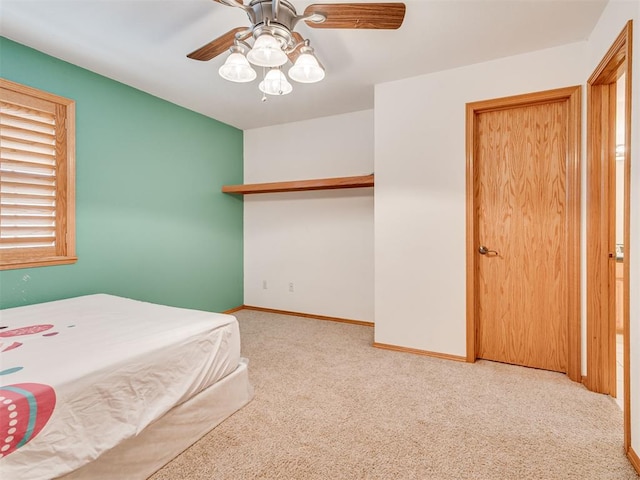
(259, 68, 293, 96)
(219, 46, 257, 83)
(189, 0, 408, 100)
(288, 48, 325, 84)
(247, 32, 288, 67)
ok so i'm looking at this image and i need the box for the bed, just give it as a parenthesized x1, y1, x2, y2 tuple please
(0, 294, 254, 479)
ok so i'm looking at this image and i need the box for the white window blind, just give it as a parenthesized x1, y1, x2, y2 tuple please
(0, 79, 76, 270)
(1, 100, 58, 250)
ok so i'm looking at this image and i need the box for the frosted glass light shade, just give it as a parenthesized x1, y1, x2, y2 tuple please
(259, 68, 293, 95)
(247, 33, 288, 67)
(219, 52, 257, 83)
(288, 53, 325, 83)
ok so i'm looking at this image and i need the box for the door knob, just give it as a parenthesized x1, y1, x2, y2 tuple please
(479, 245, 499, 256)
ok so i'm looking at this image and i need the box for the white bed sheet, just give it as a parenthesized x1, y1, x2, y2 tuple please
(0, 294, 242, 480)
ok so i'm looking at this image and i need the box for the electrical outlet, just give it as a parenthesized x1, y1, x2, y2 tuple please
(262, 280, 268, 290)
(288, 282, 294, 293)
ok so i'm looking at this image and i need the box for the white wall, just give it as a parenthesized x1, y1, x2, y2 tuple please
(617, 74, 626, 244)
(374, 42, 586, 356)
(375, 0, 640, 461)
(243, 110, 374, 321)
(585, 0, 640, 460)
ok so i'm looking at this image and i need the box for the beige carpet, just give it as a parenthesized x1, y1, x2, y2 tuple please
(150, 310, 639, 480)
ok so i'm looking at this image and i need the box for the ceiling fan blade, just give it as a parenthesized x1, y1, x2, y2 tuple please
(286, 31, 305, 63)
(213, 0, 244, 7)
(187, 27, 247, 61)
(304, 3, 406, 29)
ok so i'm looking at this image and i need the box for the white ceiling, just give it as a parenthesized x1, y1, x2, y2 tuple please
(1, 0, 607, 130)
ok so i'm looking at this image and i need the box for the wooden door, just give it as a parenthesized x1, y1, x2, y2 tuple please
(466, 87, 581, 379)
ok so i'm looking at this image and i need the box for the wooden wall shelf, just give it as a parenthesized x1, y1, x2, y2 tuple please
(222, 174, 374, 195)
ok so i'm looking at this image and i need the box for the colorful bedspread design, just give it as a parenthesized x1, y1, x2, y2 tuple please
(0, 294, 241, 480)
(0, 383, 56, 458)
(1, 324, 58, 457)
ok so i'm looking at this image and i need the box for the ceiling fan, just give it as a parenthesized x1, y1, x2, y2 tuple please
(187, 0, 406, 97)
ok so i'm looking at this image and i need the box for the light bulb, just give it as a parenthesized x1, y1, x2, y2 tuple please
(288, 52, 325, 83)
(247, 33, 288, 67)
(219, 49, 257, 83)
(258, 68, 293, 95)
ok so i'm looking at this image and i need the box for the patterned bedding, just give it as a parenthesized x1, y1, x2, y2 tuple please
(0, 294, 241, 479)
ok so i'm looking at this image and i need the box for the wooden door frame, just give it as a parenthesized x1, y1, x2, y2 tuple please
(465, 86, 582, 383)
(586, 20, 632, 451)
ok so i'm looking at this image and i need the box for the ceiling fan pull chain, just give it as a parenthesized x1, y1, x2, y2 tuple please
(261, 67, 268, 102)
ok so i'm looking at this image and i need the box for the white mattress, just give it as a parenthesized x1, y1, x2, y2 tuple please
(0, 294, 242, 480)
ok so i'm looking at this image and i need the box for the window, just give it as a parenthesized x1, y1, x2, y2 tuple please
(0, 79, 76, 270)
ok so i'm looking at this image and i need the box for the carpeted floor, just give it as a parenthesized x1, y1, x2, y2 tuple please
(150, 310, 639, 479)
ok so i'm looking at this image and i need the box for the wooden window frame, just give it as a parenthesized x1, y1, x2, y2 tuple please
(0, 79, 77, 270)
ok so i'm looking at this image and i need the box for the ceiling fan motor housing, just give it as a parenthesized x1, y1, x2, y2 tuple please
(248, 0, 298, 50)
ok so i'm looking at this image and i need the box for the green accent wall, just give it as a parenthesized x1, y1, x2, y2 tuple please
(0, 38, 244, 312)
